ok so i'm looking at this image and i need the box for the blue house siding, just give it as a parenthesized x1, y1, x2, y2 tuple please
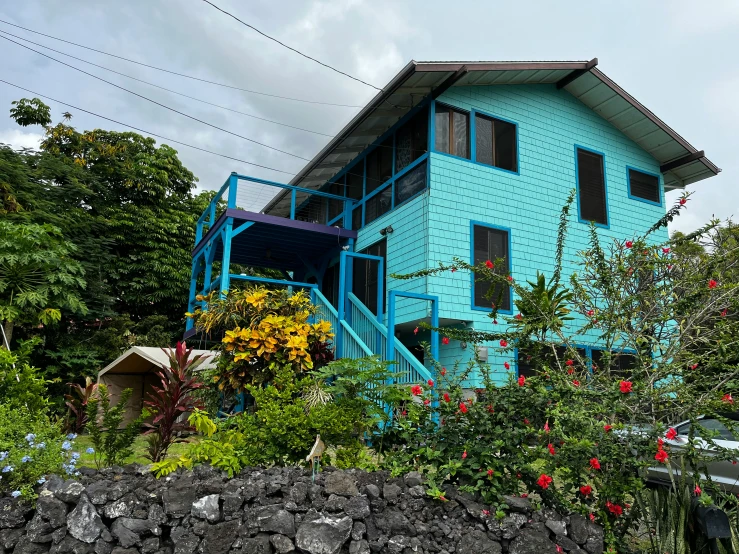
(423, 83, 668, 385)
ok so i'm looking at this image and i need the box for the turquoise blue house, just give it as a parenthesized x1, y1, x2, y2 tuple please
(186, 59, 719, 386)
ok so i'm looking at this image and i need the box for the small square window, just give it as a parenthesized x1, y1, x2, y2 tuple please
(576, 148, 607, 225)
(628, 169, 660, 204)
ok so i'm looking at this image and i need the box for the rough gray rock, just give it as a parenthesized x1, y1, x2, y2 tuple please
(344, 496, 370, 520)
(163, 484, 200, 517)
(509, 529, 558, 554)
(103, 495, 136, 519)
(172, 532, 199, 554)
(37, 493, 69, 529)
(255, 504, 295, 537)
(373, 509, 416, 537)
(545, 519, 568, 536)
(348, 539, 370, 554)
(191, 494, 220, 523)
(403, 472, 423, 488)
(240, 533, 272, 554)
(502, 495, 533, 514)
(382, 483, 401, 503)
(458, 530, 502, 554)
(568, 514, 589, 544)
(351, 521, 366, 541)
(363, 484, 380, 501)
(201, 519, 240, 554)
(295, 514, 352, 554)
(67, 495, 106, 544)
(324, 473, 359, 497)
(270, 533, 295, 553)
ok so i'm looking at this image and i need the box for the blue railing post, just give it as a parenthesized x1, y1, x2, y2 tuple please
(203, 243, 214, 300)
(430, 297, 440, 363)
(290, 189, 297, 219)
(186, 256, 201, 331)
(208, 202, 216, 228)
(228, 172, 238, 208)
(337, 250, 347, 358)
(387, 291, 397, 366)
(220, 218, 234, 299)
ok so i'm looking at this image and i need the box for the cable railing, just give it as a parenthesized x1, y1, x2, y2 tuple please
(195, 173, 356, 245)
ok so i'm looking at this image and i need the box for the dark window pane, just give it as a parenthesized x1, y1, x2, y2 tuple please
(296, 196, 325, 224)
(352, 206, 362, 230)
(346, 163, 364, 200)
(577, 149, 607, 225)
(328, 179, 345, 221)
(364, 186, 392, 225)
(472, 225, 510, 310)
(452, 110, 469, 159)
(394, 163, 427, 206)
(517, 350, 537, 378)
(629, 169, 660, 203)
(355, 239, 387, 315)
(494, 119, 517, 172)
(434, 105, 450, 154)
(395, 107, 428, 173)
(475, 114, 494, 166)
(366, 138, 393, 194)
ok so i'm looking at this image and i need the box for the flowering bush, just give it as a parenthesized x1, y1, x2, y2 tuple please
(189, 286, 334, 390)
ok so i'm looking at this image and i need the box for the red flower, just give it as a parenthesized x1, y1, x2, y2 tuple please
(544, 421, 551, 433)
(548, 444, 556, 455)
(504, 361, 511, 370)
(708, 279, 718, 289)
(442, 337, 450, 345)
(517, 473, 522, 479)
(537, 474, 553, 490)
(500, 339, 508, 347)
(567, 368, 574, 375)
(723, 393, 734, 404)
(507, 275, 514, 282)
(690, 363, 698, 370)
(655, 449, 669, 464)
(414, 327, 419, 335)
(603, 424, 612, 432)
(485, 260, 494, 269)
(459, 402, 468, 414)
(450, 267, 456, 273)
(515, 313, 523, 320)
(401, 410, 407, 417)
(487, 404, 494, 413)
(665, 428, 677, 440)
(657, 437, 664, 448)
(680, 197, 687, 205)
(662, 247, 670, 254)
(443, 393, 450, 402)
(487, 469, 494, 476)
(556, 545, 564, 554)
(482, 509, 490, 516)
(566, 359, 574, 367)
(587, 309, 595, 317)
(427, 379, 434, 387)
(493, 319, 498, 324)
(722, 308, 728, 317)
(619, 380, 633, 394)
(667, 264, 673, 270)
(423, 399, 431, 406)
(518, 375, 526, 387)
(589, 513, 596, 522)
(524, 418, 530, 425)
(572, 380, 580, 387)
(462, 450, 467, 459)
(625, 240, 633, 248)
(694, 485, 702, 495)
(589, 458, 601, 470)
(606, 501, 623, 517)
(411, 385, 423, 396)
(579, 485, 593, 496)
(521, 493, 528, 498)
(441, 367, 447, 376)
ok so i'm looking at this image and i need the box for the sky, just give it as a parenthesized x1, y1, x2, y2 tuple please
(0, 0, 737, 234)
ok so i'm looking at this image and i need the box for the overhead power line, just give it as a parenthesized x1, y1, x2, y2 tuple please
(0, 29, 334, 138)
(200, 0, 382, 92)
(0, 33, 313, 162)
(0, 79, 295, 175)
(0, 18, 363, 108)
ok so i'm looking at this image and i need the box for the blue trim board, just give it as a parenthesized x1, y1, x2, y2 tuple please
(469, 220, 514, 315)
(574, 144, 611, 229)
(626, 165, 664, 207)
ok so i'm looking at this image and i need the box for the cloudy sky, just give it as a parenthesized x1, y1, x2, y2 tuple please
(0, 0, 737, 233)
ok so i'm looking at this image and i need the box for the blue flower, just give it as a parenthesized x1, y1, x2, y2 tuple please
(35, 442, 46, 450)
(21, 456, 31, 463)
(71, 452, 80, 460)
(37, 477, 46, 485)
(86, 447, 95, 454)
(2, 465, 13, 473)
(66, 433, 77, 440)
(0, 452, 7, 461)
(11, 491, 21, 498)
(25, 433, 36, 443)
(61, 441, 72, 451)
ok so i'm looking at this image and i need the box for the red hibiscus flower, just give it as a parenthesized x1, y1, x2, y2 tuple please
(722, 308, 728, 317)
(521, 493, 528, 498)
(657, 437, 664, 448)
(667, 264, 673, 270)
(423, 399, 430, 406)
(487, 404, 494, 413)
(566, 359, 574, 367)
(485, 260, 494, 269)
(544, 421, 550, 433)
(462, 450, 467, 459)
(442, 337, 450, 345)
(691, 363, 698, 370)
(603, 424, 612, 432)
(665, 428, 677, 440)
(441, 367, 447, 376)
(655, 449, 669, 464)
(482, 509, 490, 516)
(680, 197, 687, 205)
(587, 309, 595, 317)
(443, 393, 450, 402)
(567, 368, 574, 375)
(504, 361, 511, 370)
(589, 513, 596, 522)
(709, 279, 718, 289)
(606, 501, 623, 517)
(589, 458, 601, 470)
(493, 319, 498, 324)
(662, 247, 670, 254)
(515, 313, 523, 320)
(427, 379, 434, 387)
(548, 444, 556, 455)
(487, 469, 494, 476)
(414, 327, 419, 335)
(459, 402, 468, 414)
(572, 380, 580, 387)
(625, 240, 633, 248)
(400, 410, 407, 417)
(619, 380, 633, 394)
(723, 393, 734, 404)
(524, 418, 530, 425)
(500, 339, 508, 347)
(694, 485, 702, 495)
(411, 385, 422, 396)
(537, 474, 553, 489)
(579, 485, 593, 496)
(518, 375, 526, 387)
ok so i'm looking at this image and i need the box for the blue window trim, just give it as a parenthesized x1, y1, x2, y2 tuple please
(574, 144, 610, 229)
(626, 165, 663, 207)
(469, 220, 513, 314)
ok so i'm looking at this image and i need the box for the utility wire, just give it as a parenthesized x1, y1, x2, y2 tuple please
(0, 18, 363, 108)
(0, 29, 334, 138)
(0, 78, 295, 176)
(0, 34, 313, 162)
(200, 0, 382, 92)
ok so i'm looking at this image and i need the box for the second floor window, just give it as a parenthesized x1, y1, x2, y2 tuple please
(472, 224, 510, 310)
(435, 105, 469, 158)
(577, 148, 608, 226)
(628, 168, 660, 204)
(475, 114, 517, 172)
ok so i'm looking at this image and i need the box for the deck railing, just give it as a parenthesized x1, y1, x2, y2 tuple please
(196, 173, 356, 244)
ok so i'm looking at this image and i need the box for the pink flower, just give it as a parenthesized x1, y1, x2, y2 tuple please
(556, 546, 564, 554)
(411, 385, 422, 396)
(414, 327, 419, 335)
(709, 279, 718, 289)
(462, 450, 467, 459)
(587, 309, 595, 317)
(544, 421, 550, 433)
(442, 337, 450, 345)
(665, 428, 677, 440)
(589, 513, 596, 522)
(619, 380, 633, 394)
(537, 474, 553, 489)
(500, 339, 508, 347)
(694, 485, 702, 495)
(482, 509, 490, 516)
(722, 309, 728, 317)
(423, 399, 430, 406)
(485, 260, 494, 269)
(518, 375, 526, 387)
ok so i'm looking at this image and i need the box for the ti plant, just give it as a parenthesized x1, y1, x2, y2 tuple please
(143, 341, 207, 463)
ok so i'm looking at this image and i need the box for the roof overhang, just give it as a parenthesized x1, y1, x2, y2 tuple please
(265, 59, 718, 213)
(98, 346, 218, 377)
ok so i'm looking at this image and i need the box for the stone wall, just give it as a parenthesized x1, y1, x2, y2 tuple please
(1, 465, 604, 554)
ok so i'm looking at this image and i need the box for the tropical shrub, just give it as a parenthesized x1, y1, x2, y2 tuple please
(64, 376, 98, 434)
(189, 286, 334, 389)
(0, 341, 49, 414)
(85, 384, 146, 469)
(143, 341, 206, 462)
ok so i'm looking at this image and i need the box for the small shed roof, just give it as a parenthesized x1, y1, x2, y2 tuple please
(98, 346, 218, 377)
